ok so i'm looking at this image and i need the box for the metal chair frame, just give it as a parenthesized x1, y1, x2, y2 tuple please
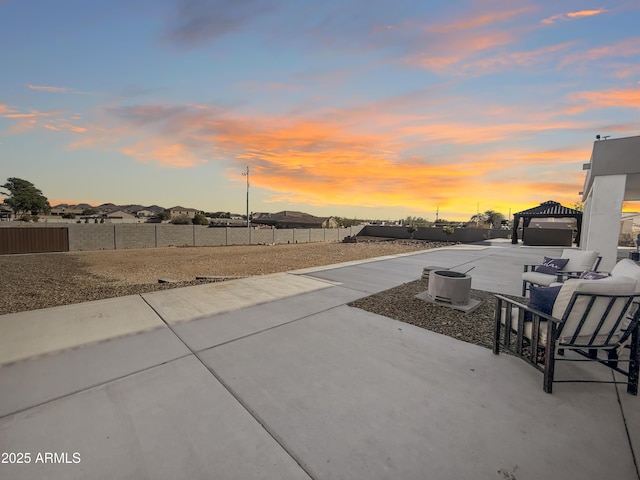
(493, 292, 640, 395)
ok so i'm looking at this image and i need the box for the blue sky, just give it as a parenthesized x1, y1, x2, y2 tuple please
(1, 0, 639, 220)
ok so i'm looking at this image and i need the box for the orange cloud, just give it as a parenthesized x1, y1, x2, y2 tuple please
(567, 9, 606, 19)
(214, 118, 587, 215)
(3, 110, 65, 119)
(542, 8, 606, 24)
(69, 99, 594, 219)
(569, 87, 640, 112)
(396, 118, 594, 146)
(120, 140, 206, 168)
(1, 106, 88, 134)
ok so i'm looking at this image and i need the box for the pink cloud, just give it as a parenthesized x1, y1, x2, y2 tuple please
(25, 84, 69, 93)
(427, 7, 534, 33)
(405, 31, 514, 73)
(561, 37, 640, 66)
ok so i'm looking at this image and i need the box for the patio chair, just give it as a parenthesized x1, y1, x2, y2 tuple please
(494, 277, 640, 395)
(521, 249, 601, 296)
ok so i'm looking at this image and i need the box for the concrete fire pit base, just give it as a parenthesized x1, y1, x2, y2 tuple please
(414, 291, 483, 313)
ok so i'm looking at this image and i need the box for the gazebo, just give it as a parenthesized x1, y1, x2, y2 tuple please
(511, 201, 582, 246)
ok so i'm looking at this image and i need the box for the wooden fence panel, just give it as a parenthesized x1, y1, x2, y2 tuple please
(0, 227, 69, 254)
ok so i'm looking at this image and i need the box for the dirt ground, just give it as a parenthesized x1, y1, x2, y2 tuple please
(0, 240, 450, 315)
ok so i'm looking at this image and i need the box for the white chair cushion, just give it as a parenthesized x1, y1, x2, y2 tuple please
(523, 250, 599, 289)
(610, 259, 640, 292)
(560, 249, 599, 272)
(522, 271, 558, 287)
(552, 277, 636, 345)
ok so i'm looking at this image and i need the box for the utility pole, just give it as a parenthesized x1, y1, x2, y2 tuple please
(243, 166, 250, 243)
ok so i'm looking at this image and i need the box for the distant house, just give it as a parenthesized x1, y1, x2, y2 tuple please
(620, 212, 640, 246)
(208, 218, 248, 228)
(50, 206, 85, 216)
(0, 206, 12, 221)
(100, 210, 145, 223)
(106, 210, 136, 220)
(620, 212, 640, 235)
(168, 206, 198, 218)
(252, 211, 338, 229)
(134, 209, 155, 218)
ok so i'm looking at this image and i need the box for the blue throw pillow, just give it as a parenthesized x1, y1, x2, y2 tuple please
(525, 285, 562, 321)
(535, 257, 569, 275)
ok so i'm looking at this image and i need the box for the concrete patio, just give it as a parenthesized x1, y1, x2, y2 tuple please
(1, 240, 638, 479)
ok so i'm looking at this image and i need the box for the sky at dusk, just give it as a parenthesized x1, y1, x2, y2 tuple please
(1, 0, 639, 221)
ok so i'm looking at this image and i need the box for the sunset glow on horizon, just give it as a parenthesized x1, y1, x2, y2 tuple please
(1, 1, 639, 221)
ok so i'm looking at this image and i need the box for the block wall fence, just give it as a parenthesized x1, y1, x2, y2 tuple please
(62, 224, 364, 251)
(358, 225, 511, 243)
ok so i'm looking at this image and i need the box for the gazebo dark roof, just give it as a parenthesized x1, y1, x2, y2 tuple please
(511, 201, 583, 245)
(514, 201, 582, 217)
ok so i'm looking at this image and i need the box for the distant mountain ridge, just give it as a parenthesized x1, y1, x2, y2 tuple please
(52, 203, 167, 215)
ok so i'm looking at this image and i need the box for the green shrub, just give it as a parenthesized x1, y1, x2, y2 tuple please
(192, 213, 209, 225)
(171, 214, 191, 225)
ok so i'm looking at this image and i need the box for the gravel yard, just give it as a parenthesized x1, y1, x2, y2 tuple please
(350, 280, 502, 351)
(1, 238, 521, 351)
(0, 240, 450, 315)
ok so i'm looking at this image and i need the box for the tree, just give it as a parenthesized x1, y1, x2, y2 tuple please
(192, 213, 209, 225)
(404, 216, 431, 227)
(1, 177, 51, 216)
(483, 209, 504, 227)
(334, 217, 362, 228)
(207, 211, 231, 218)
(469, 209, 504, 228)
(171, 214, 191, 225)
(570, 201, 584, 212)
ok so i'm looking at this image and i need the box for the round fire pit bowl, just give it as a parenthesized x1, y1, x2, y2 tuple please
(427, 270, 472, 306)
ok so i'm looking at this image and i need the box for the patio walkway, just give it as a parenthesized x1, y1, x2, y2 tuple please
(1, 240, 638, 479)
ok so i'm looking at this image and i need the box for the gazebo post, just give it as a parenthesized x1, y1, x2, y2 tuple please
(511, 215, 520, 244)
(575, 213, 582, 247)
